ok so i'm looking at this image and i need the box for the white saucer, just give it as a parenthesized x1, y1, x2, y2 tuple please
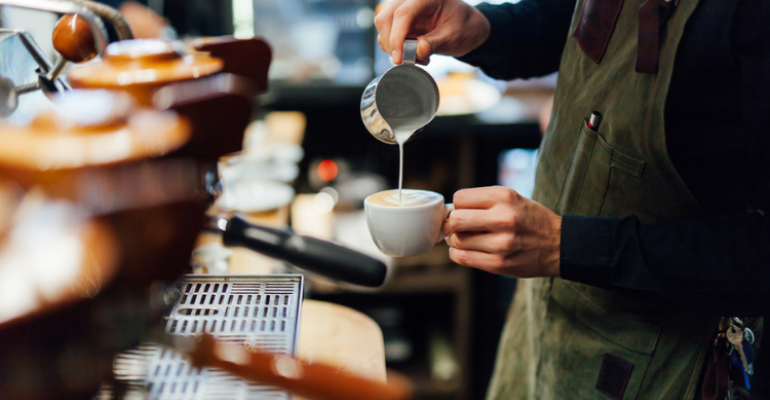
(219, 159, 300, 183)
(216, 179, 295, 213)
(219, 150, 301, 183)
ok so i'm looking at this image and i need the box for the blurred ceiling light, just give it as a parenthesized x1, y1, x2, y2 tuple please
(356, 7, 375, 29)
(313, 192, 335, 214)
(317, 159, 338, 182)
(320, 186, 339, 204)
(232, 0, 255, 39)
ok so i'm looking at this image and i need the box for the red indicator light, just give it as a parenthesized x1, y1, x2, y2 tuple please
(317, 159, 338, 182)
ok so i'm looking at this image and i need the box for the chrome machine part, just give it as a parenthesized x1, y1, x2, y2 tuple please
(101, 274, 304, 400)
(0, 0, 111, 121)
(0, 29, 66, 121)
(0, 0, 109, 55)
(68, 0, 134, 41)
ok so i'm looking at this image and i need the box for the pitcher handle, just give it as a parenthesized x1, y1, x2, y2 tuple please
(402, 39, 418, 65)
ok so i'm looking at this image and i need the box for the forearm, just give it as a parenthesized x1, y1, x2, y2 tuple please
(560, 211, 770, 316)
(456, 0, 577, 80)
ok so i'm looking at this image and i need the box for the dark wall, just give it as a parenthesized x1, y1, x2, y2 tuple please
(164, 0, 233, 37)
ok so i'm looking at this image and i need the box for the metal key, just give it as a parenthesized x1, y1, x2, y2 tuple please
(727, 322, 753, 390)
(727, 323, 750, 374)
(744, 327, 756, 346)
(737, 321, 756, 376)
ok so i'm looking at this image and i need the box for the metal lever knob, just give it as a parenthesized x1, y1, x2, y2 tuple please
(53, 14, 98, 63)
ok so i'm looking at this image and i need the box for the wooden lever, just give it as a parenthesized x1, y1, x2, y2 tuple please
(53, 14, 98, 63)
(189, 334, 412, 400)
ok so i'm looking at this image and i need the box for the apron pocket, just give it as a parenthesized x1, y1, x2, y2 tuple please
(538, 279, 659, 399)
(574, 0, 625, 63)
(560, 120, 644, 217)
(599, 149, 646, 218)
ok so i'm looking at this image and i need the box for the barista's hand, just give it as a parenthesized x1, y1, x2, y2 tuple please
(444, 186, 562, 278)
(374, 0, 491, 64)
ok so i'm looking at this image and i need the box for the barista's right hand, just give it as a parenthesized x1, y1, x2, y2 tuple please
(374, 0, 491, 65)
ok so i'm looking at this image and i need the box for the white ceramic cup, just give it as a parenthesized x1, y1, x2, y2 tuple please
(364, 189, 454, 257)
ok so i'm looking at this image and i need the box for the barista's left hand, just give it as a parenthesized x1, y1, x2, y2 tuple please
(444, 186, 561, 278)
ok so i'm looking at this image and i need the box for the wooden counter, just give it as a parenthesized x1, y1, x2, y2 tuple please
(299, 300, 387, 383)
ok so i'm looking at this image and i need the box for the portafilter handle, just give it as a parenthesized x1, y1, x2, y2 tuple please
(214, 216, 387, 288)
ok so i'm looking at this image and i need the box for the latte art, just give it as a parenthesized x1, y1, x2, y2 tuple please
(367, 189, 440, 207)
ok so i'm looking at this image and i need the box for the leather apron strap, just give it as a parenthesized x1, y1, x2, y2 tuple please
(700, 334, 730, 400)
(636, 0, 677, 73)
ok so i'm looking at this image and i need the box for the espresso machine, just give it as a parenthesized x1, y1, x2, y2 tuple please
(0, 2, 407, 399)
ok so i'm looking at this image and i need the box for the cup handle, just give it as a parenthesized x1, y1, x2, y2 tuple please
(436, 203, 454, 244)
(402, 39, 418, 65)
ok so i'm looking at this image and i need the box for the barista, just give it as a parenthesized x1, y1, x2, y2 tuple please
(376, 0, 770, 398)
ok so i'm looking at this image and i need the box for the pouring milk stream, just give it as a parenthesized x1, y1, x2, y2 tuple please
(392, 119, 427, 205)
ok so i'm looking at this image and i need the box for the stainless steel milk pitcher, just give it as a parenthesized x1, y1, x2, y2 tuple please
(360, 39, 439, 145)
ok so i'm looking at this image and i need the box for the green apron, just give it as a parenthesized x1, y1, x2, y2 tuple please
(486, 0, 728, 398)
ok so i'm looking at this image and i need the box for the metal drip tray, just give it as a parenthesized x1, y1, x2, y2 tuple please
(100, 274, 304, 400)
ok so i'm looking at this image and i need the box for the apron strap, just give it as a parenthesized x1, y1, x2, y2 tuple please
(700, 331, 730, 400)
(636, 0, 677, 73)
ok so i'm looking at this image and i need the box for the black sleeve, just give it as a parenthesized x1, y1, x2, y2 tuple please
(558, 0, 770, 317)
(560, 212, 770, 316)
(734, 0, 770, 211)
(455, 0, 578, 80)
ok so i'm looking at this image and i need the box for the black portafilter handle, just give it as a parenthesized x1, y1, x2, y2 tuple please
(219, 216, 387, 287)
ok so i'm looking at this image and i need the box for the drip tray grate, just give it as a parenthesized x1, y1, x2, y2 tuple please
(100, 274, 304, 400)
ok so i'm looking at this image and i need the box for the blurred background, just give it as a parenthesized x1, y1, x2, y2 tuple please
(0, 1, 555, 399)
